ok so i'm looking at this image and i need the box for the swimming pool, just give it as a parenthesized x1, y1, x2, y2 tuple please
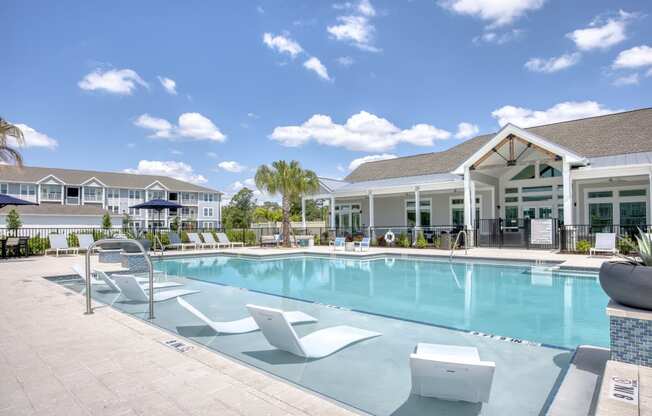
(155, 254, 608, 349)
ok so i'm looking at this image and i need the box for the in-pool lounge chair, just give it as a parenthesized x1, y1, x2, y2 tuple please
(111, 274, 199, 302)
(167, 232, 196, 251)
(202, 232, 229, 249)
(589, 233, 618, 257)
(329, 237, 345, 251)
(354, 237, 370, 252)
(409, 343, 495, 403)
(46, 234, 79, 256)
(217, 232, 244, 248)
(246, 304, 381, 358)
(188, 233, 214, 249)
(177, 298, 317, 334)
(97, 270, 182, 292)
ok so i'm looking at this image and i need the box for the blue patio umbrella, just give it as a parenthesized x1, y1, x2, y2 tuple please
(0, 193, 39, 209)
(129, 199, 183, 247)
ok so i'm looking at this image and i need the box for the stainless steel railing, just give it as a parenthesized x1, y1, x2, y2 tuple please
(84, 239, 155, 319)
(450, 230, 468, 261)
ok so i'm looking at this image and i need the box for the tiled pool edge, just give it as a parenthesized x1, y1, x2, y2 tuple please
(608, 301, 652, 367)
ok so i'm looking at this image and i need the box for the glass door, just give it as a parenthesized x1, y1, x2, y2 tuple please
(589, 203, 613, 232)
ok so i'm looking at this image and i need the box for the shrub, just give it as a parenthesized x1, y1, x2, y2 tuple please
(180, 231, 190, 243)
(226, 229, 257, 245)
(101, 213, 112, 229)
(313, 234, 321, 245)
(397, 232, 410, 248)
(617, 236, 637, 255)
(321, 232, 330, 245)
(376, 235, 386, 247)
(29, 236, 49, 255)
(576, 239, 591, 254)
(416, 232, 427, 249)
(432, 236, 441, 249)
(67, 233, 79, 248)
(6, 208, 22, 231)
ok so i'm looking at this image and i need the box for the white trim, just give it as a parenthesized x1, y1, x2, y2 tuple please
(404, 197, 432, 227)
(583, 184, 649, 224)
(572, 164, 652, 180)
(453, 124, 587, 175)
(80, 176, 108, 187)
(145, 180, 170, 190)
(35, 174, 66, 185)
(449, 195, 482, 225)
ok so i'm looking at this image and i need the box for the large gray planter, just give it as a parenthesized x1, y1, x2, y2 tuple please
(599, 262, 652, 310)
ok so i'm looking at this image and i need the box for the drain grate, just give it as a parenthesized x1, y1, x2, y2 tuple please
(161, 338, 194, 353)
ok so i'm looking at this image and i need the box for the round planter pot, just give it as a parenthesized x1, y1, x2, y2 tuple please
(599, 261, 652, 310)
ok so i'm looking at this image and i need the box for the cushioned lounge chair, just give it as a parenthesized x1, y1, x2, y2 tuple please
(111, 274, 199, 302)
(46, 234, 78, 256)
(246, 304, 381, 358)
(589, 233, 618, 256)
(76, 234, 95, 253)
(177, 297, 317, 334)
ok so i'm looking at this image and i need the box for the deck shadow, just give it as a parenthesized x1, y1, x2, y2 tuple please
(391, 394, 482, 416)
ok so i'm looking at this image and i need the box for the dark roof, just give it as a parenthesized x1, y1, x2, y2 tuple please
(345, 108, 652, 183)
(0, 204, 119, 216)
(0, 165, 221, 193)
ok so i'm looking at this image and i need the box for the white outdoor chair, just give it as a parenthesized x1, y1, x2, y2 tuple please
(177, 298, 317, 334)
(46, 234, 78, 256)
(329, 237, 345, 251)
(246, 304, 381, 359)
(217, 232, 244, 248)
(410, 343, 495, 403)
(167, 232, 196, 251)
(76, 234, 96, 253)
(111, 274, 199, 302)
(202, 232, 229, 248)
(354, 237, 370, 252)
(589, 233, 618, 256)
(96, 270, 182, 292)
(188, 233, 213, 249)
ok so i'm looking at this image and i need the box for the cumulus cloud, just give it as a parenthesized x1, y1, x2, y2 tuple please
(613, 45, 652, 69)
(8, 123, 58, 149)
(612, 73, 639, 86)
(337, 56, 355, 66)
(217, 161, 246, 173)
(455, 122, 480, 139)
(270, 111, 451, 152)
(124, 160, 207, 184)
(78, 68, 148, 95)
(303, 57, 331, 81)
(491, 101, 621, 128)
(328, 0, 380, 52)
(525, 53, 581, 73)
(567, 10, 636, 51)
(134, 112, 226, 142)
(263, 32, 303, 58)
(157, 76, 177, 95)
(439, 0, 545, 28)
(348, 154, 397, 171)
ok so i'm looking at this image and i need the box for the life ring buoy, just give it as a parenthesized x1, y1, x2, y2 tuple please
(384, 230, 395, 244)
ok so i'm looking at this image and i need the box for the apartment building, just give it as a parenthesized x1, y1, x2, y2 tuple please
(0, 166, 221, 229)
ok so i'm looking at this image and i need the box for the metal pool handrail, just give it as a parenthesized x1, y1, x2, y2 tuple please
(450, 230, 468, 261)
(84, 239, 155, 319)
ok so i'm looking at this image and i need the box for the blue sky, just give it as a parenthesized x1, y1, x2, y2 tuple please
(3, 0, 652, 202)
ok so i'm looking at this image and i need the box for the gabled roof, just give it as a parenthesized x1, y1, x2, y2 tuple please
(345, 108, 652, 183)
(0, 165, 221, 193)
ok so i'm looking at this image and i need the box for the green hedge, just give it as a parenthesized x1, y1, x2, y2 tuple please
(226, 229, 257, 245)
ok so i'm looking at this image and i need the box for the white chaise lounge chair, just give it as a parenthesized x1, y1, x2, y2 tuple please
(409, 343, 495, 403)
(96, 270, 182, 292)
(217, 232, 244, 248)
(71, 264, 108, 285)
(177, 298, 317, 334)
(202, 232, 229, 249)
(76, 234, 96, 253)
(46, 234, 78, 256)
(188, 233, 214, 249)
(167, 232, 196, 251)
(111, 274, 199, 302)
(246, 304, 381, 358)
(589, 233, 618, 257)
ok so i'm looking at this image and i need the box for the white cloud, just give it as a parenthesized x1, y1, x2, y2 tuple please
(647, 68, 652, 77)
(124, 160, 207, 184)
(78, 68, 148, 95)
(328, 1, 379, 52)
(455, 122, 480, 139)
(263, 33, 303, 58)
(270, 111, 451, 152)
(207, 152, 218, 158)
(348, 153, 397, 170)
(439, 0, 545, 28)
(244, 178, 256, 187)
(134, 112, 226, 142)
(157, 76, 177, 95)
(9, 123, 58, 149)
(358, 0, 376, 17)
(491, 101, 621, 128)
(337, 56, 355, 66)
(567, 10, 636, 51)
(612, 73, 639, 86)
(217, 161, 246, 173)
(247, 112, 260, 119)
(303, 57, 331, 81)
(613, 45, 652, 69)
(473, 29, 522, 45)
(524, 53, 581, 73)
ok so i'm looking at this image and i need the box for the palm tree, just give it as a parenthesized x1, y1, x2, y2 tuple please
(0, 118, 25, 166)
(255, 160, 319, 247)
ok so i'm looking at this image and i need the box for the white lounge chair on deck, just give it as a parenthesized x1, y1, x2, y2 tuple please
(589, 233, 618, 257)
(46, 234, 78, 256)
(202, 232, 229, 249)
(177, 298, 317, 334)
(246, 304, 381, 358)
(97, 270, 182, 292)
(329, 237, 345, 251)
(217, 232, 244, 248)
(76, 234, 96, 253)
(188, 232, 214, 249)
(167, 232, 196, 251)
(111, 274, 199, 302)
(409, 343, 495, 403)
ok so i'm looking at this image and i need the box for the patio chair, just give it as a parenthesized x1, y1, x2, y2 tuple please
(188, 232, 214, 249)
(111, 274, 199, 302)
(177, 298, 317, 334)
(76, 234, 95, 253)
(261, 234, 280, 247)
(409, 343, 495, 403)
(46, 234, 79, 256)
(97, 270, 182, 292)
(354, 237, 370, 252)
(246, 304, 381, 359)
(167, 232, 196, 251)
(4, 237, 22, 257)
(589, 233, 618, 257)
(216, 232, 244, 248)
(202, 232, 229, 249)
(329, 237, 345, 251)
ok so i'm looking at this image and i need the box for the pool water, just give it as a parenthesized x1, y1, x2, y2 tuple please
(156, 255, 608, 349)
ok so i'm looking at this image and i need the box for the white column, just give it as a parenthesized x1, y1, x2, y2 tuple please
(301, 197, 306, 228)
(649, 169, 652, 223)
(464, 167, 473, 231)
(414, 187, 421, 228)
(563, 159, 573, 225)
(330, 196, 336, 229)
(368, 191, 375, 237)
(469, 179, 476, 226)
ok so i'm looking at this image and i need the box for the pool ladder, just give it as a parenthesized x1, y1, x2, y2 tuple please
(449, 230, 468, 261)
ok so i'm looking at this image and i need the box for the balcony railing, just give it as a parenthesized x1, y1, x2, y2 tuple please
(40, 192, 62, 201)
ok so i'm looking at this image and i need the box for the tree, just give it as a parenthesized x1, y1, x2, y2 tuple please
(6, 208, 22, 231)
(102, 213, 112, 230)
(122, 213, 131, 229)
(255, 160, 319, 247)
(0, 118, 24, 166)
(223, 188, 256, 228)
(169, 215, 179, 231)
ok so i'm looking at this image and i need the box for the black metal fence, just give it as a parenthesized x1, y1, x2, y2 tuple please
(475, 218, 559, 250)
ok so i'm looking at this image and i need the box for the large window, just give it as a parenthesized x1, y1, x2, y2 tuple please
(20, 184, 36, 196)
(128, 190, 143, 200)
(0, 183, 7, 194)
(450, 197, 480, 226)
(539, 164, 561, 178)
(149, 190, 165, 200)
(203, 207, 214, 217)
(620, 202, 646, 227)
(585, 187, 648, 227)
(40, 184, 62, 201)
(406, 199, 431, 227)
(335, 204, 361, 231)
(589, 203, 613, 231)
(511, 165, 535, 180)
(84, 187, 102, 202)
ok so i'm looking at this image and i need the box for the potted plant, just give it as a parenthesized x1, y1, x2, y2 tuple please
(599, 229, 652, 310)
